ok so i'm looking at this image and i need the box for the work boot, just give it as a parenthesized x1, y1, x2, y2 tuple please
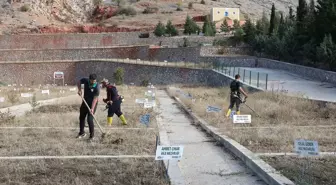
(76, 133, 86, 139)
(225, 109, 232, 118)
(119, 114, 127, 125)
(107, 117, 113, 126)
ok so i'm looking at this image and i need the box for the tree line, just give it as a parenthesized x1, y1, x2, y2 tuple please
(242, 0, 336, 71)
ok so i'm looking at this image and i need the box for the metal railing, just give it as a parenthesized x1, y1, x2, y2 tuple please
(215, 64, 269, 90)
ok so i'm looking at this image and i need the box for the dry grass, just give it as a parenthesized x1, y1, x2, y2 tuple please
(0, 86, 75, 108)
(262, 156, 336, 185)
(0, 158, 169, 185)
(0, 85, 167, 184)
(168, 86, 336, 153)
(0, 128, 157, 156)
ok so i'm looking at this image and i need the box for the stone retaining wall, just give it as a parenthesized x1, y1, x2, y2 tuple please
(0, 33, 216, 49)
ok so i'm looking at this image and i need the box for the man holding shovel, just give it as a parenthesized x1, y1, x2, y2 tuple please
(77, 74, 100, 141)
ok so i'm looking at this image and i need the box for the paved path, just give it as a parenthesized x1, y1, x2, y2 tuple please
(236, 67, 336, 102)
(156, 90, 266, 185)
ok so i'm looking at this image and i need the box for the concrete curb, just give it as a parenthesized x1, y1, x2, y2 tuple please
(168, 92, 294, 185)
(154, 107, 186, 185)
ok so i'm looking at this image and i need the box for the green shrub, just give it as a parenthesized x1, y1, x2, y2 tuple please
(29, 93, 40, 109)
(116, 6, 137, 16)
(7, 90, 19, 105)
(188, 2, 193, 9)
(20, 4, 30, 12)
(113, 67, 125, 85)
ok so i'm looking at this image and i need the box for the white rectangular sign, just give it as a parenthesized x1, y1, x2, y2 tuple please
(294, 139, 319, 156)
(41, 90, 50, 95)
(155, 146, 184, 160)
(144, 101, 155, 108)
(0, 97, 4, 102)
(69, 88, 77, 91)
(135, 98, 148, 104)
(54, 72, 64, 79)
(233, 115, 252, 124)
(21, 93, 33, 98)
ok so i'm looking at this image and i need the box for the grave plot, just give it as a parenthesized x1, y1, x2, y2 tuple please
(168, 86, 336, 185)
(0, 85, 77, 108)
(0, 85, 168, 185)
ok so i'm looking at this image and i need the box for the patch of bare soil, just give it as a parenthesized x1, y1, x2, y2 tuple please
(0, 158, 169, 185)
(262, 156, 336, 185)
(30, 104, 80, 113)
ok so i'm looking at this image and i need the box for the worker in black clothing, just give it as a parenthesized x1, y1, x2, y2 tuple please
(77, 74, 100, 140)
(100, 78, 127, 126)
(225, 74, 248, 117)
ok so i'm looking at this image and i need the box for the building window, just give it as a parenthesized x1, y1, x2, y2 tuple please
(225, 11, 228, 16)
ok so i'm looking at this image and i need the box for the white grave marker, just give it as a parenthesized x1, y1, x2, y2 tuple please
(144, 101, 155, 108)
(21, 93, 33, 98)
(233, 115, 252, 124)
(135, 98, 148, 104)
(69, 88, 76, 91)
(155, 146, 184, 160)
(0, 97, 5, 102)
(41, 90, 50, 95)
(295, 139, 319, 156)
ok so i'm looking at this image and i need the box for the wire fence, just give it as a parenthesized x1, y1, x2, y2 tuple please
(215, 64, 269, 90)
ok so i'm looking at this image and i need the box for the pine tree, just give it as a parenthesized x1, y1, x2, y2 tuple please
(183, 15, 199, 35)
(260, 11, 270, 34)
(233, 19, 240, 30)
(269, 4, 276, 35)
(317, 34, 336, 70)
(166, 20, 178, 36)
(202, 16, 215, 36)
(220, 19, 230, 33)
(289, 6, 295, 21)
(278, 13, 286, 39)
(154, 21, 166, 36)
(242, 18, 256, 43)
(315, 0, 336, 43)
(296, 0, 308, 38)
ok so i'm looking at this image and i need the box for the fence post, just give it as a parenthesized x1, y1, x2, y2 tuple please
(229, 66, 231, 76)
(243, 69, 246, 82)
(257, 72, 260, 87)
(265, 74, 268, 90)
(233, 67, 235, 77)
(221, 64, 224, 73)
(238, 68, 240, 75)
(249, 71, 251, 85)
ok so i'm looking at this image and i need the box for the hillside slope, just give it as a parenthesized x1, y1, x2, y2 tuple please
(0, 0, 297, 34)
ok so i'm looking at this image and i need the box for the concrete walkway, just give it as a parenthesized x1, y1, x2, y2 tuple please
(156, 90, 266, 185)
(240, 67, 336, 102)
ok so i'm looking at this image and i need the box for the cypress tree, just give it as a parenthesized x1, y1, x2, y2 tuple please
(269, 4, 276, 35)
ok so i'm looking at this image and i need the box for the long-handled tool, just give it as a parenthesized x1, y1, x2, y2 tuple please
(81, 96, 106, 138)
(238, 96, 261, 117)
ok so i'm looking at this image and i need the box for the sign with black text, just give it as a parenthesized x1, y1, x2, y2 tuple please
(155, 146, 184, 160)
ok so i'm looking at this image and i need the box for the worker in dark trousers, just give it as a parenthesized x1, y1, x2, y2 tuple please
(77, 74, 100, 141)
(101, 78, 127, 126)
(225, 74, 248, 117)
